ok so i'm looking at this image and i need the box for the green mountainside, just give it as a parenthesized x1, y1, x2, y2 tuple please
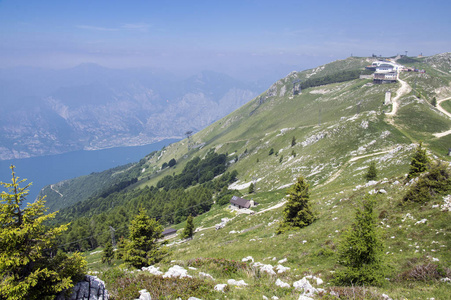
(43, 54, 451, 299)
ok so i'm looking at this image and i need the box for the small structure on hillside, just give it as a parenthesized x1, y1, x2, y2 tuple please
(230, 196, 258, 210)
(376, 63, 395, 73)
(162, 228, 177, 237)
(366, 60, 403, 72)
(384, 91, 392, 105)
(374, 72, 398, 84)
(366, 60, 404, 84)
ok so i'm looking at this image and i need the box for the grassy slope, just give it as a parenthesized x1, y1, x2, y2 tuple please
(78, 54, 451, 299)
(442, 100, 451, 114)
(40, 163, 138, 212)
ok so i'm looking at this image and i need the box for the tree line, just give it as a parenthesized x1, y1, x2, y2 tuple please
(156, 149, 228, 190)
(53, 150, 238, 252)
(299, 69, 372, 90)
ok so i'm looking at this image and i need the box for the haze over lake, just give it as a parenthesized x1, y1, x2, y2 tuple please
(0, 139, 179, 204)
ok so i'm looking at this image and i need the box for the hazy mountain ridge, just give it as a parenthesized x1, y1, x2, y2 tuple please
(0, 65, 260, 160)
(43, 54, 451, 214)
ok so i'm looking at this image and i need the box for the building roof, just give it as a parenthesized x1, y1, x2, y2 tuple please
(162, 228, 177, 236)
(230, 196, 251, 208)
(378, 64, 394, 68)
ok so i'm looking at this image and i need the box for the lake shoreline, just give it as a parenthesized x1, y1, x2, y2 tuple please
(0, 138, 180, 204)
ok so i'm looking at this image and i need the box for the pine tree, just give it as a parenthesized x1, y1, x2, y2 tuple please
(364, 161, 378, 181)
(408, 142, 429, 179)
(102, 240, 114, 265)
(124, 208, 167, 268)
(115, 237, 127, 260)
(182, 215, 195, 240)
(168, 158, 177, 167)
(248, 182, 255, 194)
(291, 136, 296, 147)
(0, 165, 86, 300)
(431, 97, 437, 107)
(403, 163, 451, 203)
(277, 175, 316, 234)
(334, 196, 386, 286)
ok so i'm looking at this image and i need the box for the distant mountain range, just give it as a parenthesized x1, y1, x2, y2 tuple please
(42, 53, 451, 214)
(0, 64, 272, 160)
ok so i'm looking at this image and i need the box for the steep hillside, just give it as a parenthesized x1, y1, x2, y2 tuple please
(137, 55, 451, 192)
(42, 54, 451, 299)
(45, 54, 451, 214)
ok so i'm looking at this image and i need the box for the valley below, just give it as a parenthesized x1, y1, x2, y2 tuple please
(4, 53, 451, 300)
(0, 66, 262, 160)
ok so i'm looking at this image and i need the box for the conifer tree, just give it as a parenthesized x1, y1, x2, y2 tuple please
(248, 182, 255, 194)
(408, 142, 429, 179)
(403, 163, 451, 203)
(431, 97, 437, 107)
(181, 215, 195, 240)
(364, 161, 378, 181)
(124, 208, 167, 268)
(0, 166, 86, 300)
(102, 240, 114, 265)
(277, 175, 316, 234)
(334, 196, 386, 286)
(115, 237, 127, 260)
(291, 136, 296, 147)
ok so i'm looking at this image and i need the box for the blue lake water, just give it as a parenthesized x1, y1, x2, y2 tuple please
(0, 139, 179, 204)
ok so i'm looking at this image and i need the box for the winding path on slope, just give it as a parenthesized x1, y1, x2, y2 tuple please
(433, 96, 451, 138)
(385, 78, 411, 117)
(256, 200, 287, 215)
(317, 149, 394, 187)
(436, 96, 451, 118)
(50, 184, 63, 197)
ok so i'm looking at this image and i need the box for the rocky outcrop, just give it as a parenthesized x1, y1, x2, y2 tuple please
(55, 275, 109, 300)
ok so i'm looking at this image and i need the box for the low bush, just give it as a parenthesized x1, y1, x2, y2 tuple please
(102, 268, 216, 299)
(187, 257, 249, 276)
(403, 164, 451, 203)
(321, 286, 382, 299)
(397, 263, 451, 282)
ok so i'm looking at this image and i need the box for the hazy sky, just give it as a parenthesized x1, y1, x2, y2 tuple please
(1, 0, 450, 76)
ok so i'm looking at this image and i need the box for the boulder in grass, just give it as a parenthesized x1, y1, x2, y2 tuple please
(214, 284, 227, 292)
(275, 278, 290, 288)
(227, 279, 248, 286)
(163, 265, 192, 278)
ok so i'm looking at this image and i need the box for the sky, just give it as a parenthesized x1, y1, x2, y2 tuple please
(0, 0, 450, 77)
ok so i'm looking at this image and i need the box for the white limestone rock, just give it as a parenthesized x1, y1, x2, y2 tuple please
(142, 265, 163, 276)
(242, 256, 254, 262)
(138, 289, 152, 300)
(275, 264, 290, 273)
(278, 258, 287, 264)
(227, 279, 248, 286)
(163, 265, 192, 278)
(293, 277, 317, 297)
(199, 272, 214, 280)
(275, 278, 290, 288)
(316, 277, 323, 285)
(214, 284, 227, 292)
